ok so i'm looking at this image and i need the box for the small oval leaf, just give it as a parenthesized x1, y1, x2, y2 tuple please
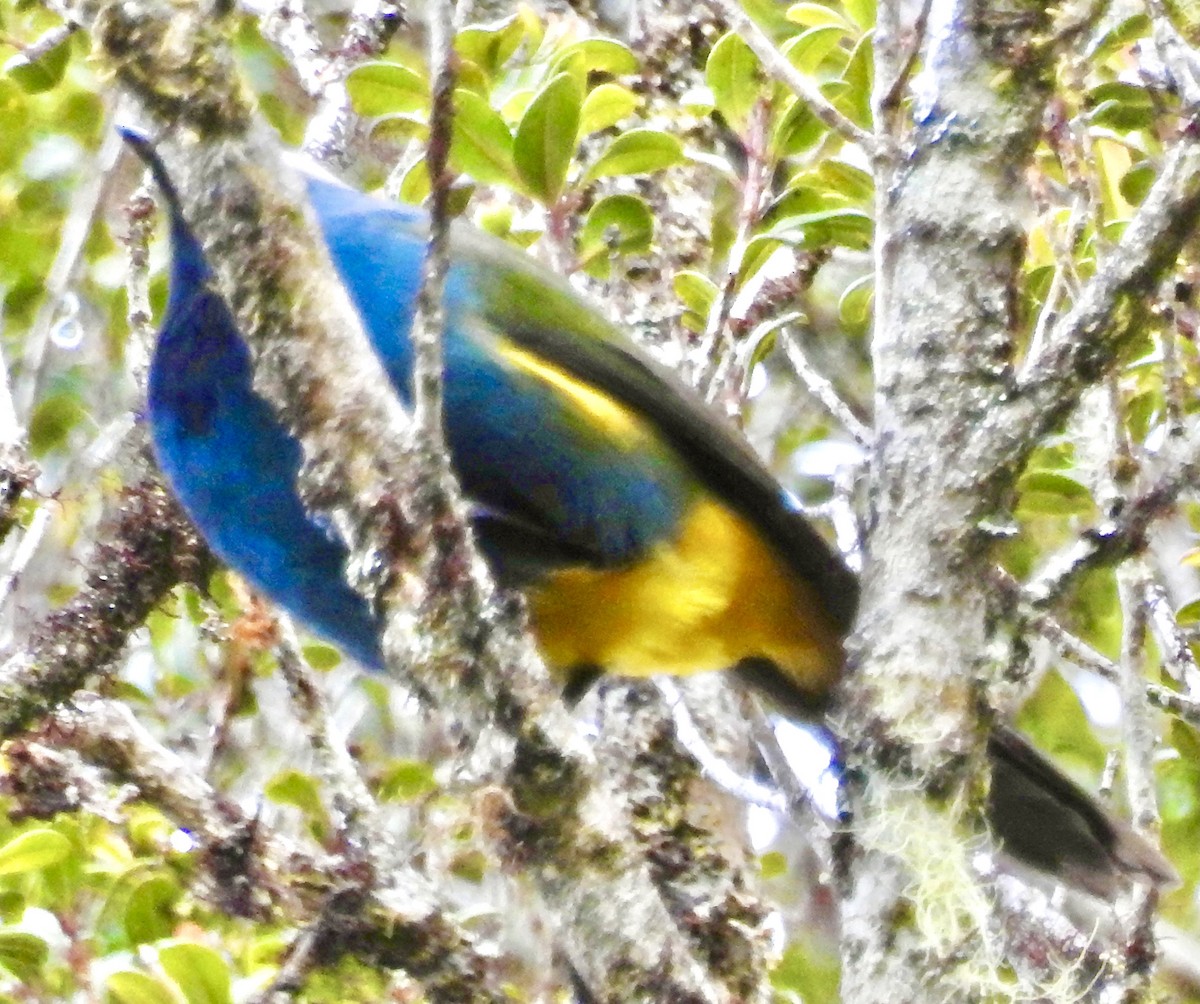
(3, 38, 70, 94)
(514, 73, 582, 203)
(783, 24, 849, 75)
(785, 3, 848, 27)
(106, 970, 178, 1004)
(158, 943, 232, 1004)
(345, 62, 427, 117)
(125, 875, 181, 946)
(450, 89, 517, 187)
(580, 82, 638, 134)
(674, 270, 719, 316)
(579, 194, 654, 275)
(0, 930, 48, 981)
(0, 829, 71, 876)
(706, 32, 762, 132)
(584, 129, 683, 182)
(838, 274, 874, 328)
(581, 194, 654, 253)
(552, 37, 638, 76)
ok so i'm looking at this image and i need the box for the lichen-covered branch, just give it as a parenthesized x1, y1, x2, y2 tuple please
(0, 450, 211, 738)
(24, 694, 508, 1002)
(844, 1, 1069, 999)
(997, 136, 1200, 481)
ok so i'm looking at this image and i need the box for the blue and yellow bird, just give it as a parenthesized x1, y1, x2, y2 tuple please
(127, 133, 1174, 899)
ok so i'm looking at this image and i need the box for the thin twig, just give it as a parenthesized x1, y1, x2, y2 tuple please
(781, 329, 873, 447)
(1023, 454, 1200, 608)
(1005, 134, 1200, 463)
(1144, 577, 1200, 694)
(0, 346, 38, 546)
(1146, 0, 1200, 110)
(1116, 561, 1161, 998)
(705, 0, 874, 152)
(409, 0, 458, 461)
(877, 0, 933, 118)
(274, 616, 382, 836)
(655, 678, 787, 814)
(15, 113, 123, 417)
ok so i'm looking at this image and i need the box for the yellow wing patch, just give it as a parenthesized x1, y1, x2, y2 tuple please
(495, 342, 647, 446)
(526, 498, 845, 698)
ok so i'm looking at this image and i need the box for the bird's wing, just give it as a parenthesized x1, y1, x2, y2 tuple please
(454, 228, 860, 629)
(308, 176, 703, 576)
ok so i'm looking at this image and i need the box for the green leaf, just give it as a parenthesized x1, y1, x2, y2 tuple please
(843, 0, 876, 30)
(1175, 598, 1200, 625)
(345, 62, 427, 117)
(579, 194, 654, 276)
(477, 203, 514, 238)
(838, 274, 873, 328)
(3, 38, 70, 94)
(1092, 13, 1150, 63)
(580, 194, 654, 255)
(398, 158, 430, 203)
(264, 769, 324, 818)
(759, 850, 788, 879)
(737, 235, 782, 283)
(771, 96, 825, 156)
(124, 875, 181, 946)
(0, 931, 47, 982)
(0, 829, 71, 876)
(1015, 471, 1096, 516)
(1088, 81, 1155, 131)
(158, 943, 232, 1004)
(455, 15, 527, 77)
(816, 160, 873, 202)
(29, 390, 85, 456)
(302, 643, 341, 671)
(0, 892, 24, 924)
(552, 38, 638, 76)
(838, 32, 873, 128)
(765, 207, 873, 251)
(514, 73, 582, 203)
(782, 25, 849, 76)
(450, 89, 517, 187)
(370, 113, 429, 145)
(784, 3, 848, 27)
(584, 129, 683, 182)
(674, 270, 719, 316)
(1159, 748, 1200, 824)
(1016, 671, 1108, 773)
(580, 82, 638, 134)
(453, 59, 492, 97)
(377, 759, 438, 802)
(106, 970, 178, 1004)
(771, 941, 841, 1004)
(1119, 162, 1155, 205)
(706, 32, 762, 133)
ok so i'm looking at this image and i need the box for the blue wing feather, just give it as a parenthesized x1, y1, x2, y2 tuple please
(306, 176, 692, 567)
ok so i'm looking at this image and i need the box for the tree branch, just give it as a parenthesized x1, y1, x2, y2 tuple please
(0, 451, 211, 738)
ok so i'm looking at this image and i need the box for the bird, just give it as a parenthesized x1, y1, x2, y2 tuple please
(125, 130, 1176, 899)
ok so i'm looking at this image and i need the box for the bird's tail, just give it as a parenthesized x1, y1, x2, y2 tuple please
(986, 724, 1177, 898)
(734, 661, 1177, 899)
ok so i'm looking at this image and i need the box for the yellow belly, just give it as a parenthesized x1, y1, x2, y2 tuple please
(526, 498, 845, 698)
